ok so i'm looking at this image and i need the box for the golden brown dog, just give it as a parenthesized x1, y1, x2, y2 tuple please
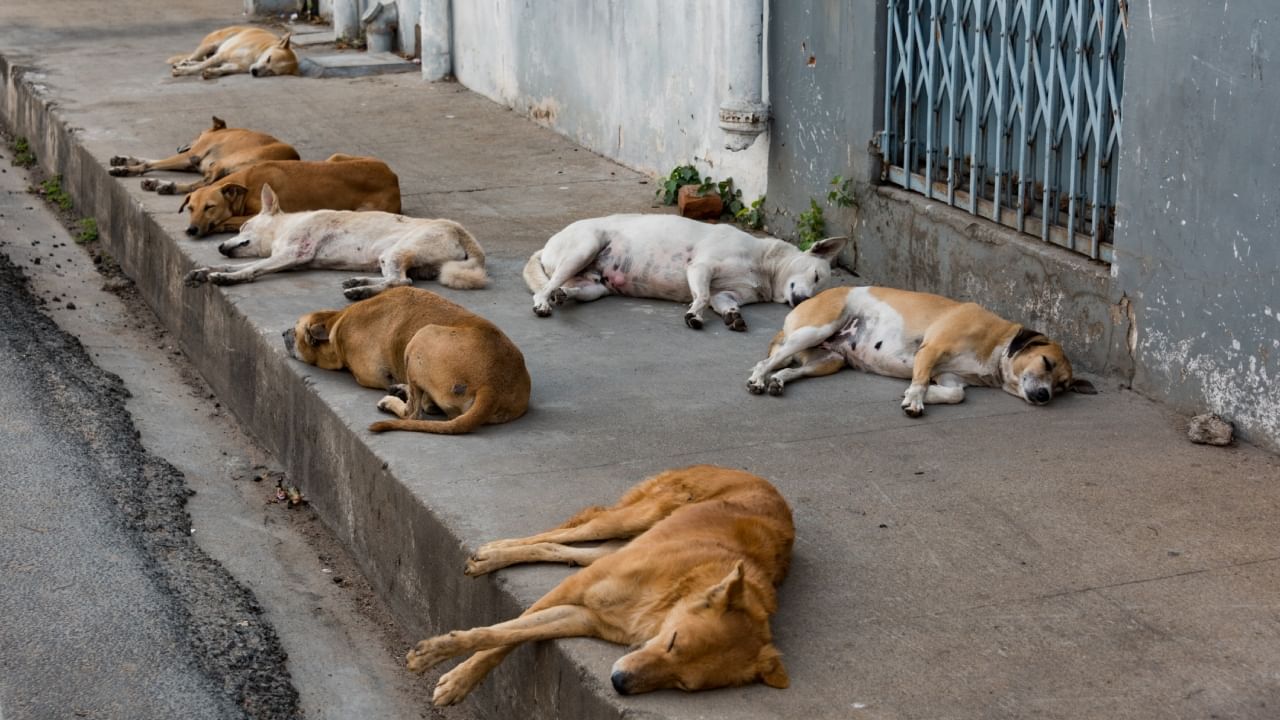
(181, 154, 401, 237)
(284, 287, 529, 434)
(747, 285, 1097, 415)
(406, 464, 794, 706)
(169, 26, 299, 80)
(108, 116, 299, 196)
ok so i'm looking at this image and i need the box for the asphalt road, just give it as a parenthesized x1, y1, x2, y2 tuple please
(0, 251, 298, 720)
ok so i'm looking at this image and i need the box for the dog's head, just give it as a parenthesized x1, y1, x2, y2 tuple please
(609, 561, 788, 695)
(777, 237, 846, 307)
(284, 309, 342, 368)
(217, 185, 282, 257)
(1005, 327, 1097, 405)
(250, 34, 299, 77)
(181, 181, 250, 237)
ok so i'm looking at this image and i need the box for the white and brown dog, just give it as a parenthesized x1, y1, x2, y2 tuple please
(524, 214, 846, 331)
(184, 185, 487, 298)
(169, 26, 299, 80)
(747, 286, 1096, 415)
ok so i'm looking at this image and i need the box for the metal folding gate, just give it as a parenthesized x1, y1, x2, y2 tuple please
(880, 0, 1126, 262)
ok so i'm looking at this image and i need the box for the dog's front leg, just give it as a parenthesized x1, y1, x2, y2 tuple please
(198, 256, 300, 286)
(902, 343, 947, 417)
(683, 264, 714, 329)
(407, 605, 599, 674)
(171, 57, 220, 77)
(200, 62, 243, 80)
(344, 251, 413, 300)
(710, 291, 746, 331)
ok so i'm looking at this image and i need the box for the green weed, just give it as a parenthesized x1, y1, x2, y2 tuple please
(657, 164, 702, 205)
(11, 136, 35, 168)
(795, 199, 826, 251)
(76, 218, 99, 244)
(734, 195, 766, 230)
(39, 175, 74, 211)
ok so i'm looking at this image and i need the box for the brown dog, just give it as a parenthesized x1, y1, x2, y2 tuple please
(169, 26, 299, 80)
(108, 116, 299, 196)
(284, 287, 530, 434)
(181, 154, 401, 236)
(407, 464, 794, 706)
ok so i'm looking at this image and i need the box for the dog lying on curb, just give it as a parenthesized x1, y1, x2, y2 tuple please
(169, 26, 299, 80)
(523, 214, 846, 330)
(184, 185, 487, 298)
(179, 154, 401, 236)
(108, 116, 299, 196)
(747, 286, 1097, 415)
(284, 287, 529, 434)
(407, 464, 794, 705)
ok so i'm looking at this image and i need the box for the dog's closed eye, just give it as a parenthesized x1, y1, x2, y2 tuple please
(666, 632, 678, 653)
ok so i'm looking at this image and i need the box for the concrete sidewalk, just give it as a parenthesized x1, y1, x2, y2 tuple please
(3, 2, 1279, 719)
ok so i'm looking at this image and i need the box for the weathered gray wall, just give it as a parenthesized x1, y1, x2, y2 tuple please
(1115, 1, 1280, 449)
(449, 0, 770, 197)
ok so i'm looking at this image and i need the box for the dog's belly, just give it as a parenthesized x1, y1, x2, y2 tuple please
(820, 292, 918, 378)
(590, 238, 694, 301)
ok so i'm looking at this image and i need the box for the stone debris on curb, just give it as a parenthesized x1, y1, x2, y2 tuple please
(1187, 413, 1234, 446)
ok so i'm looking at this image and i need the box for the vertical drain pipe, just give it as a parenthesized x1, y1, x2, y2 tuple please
(421, 0, 453, 81)
(720, 0, 768, 151)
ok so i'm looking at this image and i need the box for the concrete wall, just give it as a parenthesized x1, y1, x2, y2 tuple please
(449, 0, 770, 197)
(765, 0, 1278, 451)
(1114, 0, 1280, 449)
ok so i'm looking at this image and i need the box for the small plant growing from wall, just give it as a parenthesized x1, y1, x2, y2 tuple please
(735, 195, 766, 230)
(827, 175, 855, 208)
(705, 177, 745, 217)
(38, 175, 74, 211)
(795, 199, 826, 250)
(657, 164, 703, 205)
(10, 136, 36, 168)
(76, 218, 99, 244)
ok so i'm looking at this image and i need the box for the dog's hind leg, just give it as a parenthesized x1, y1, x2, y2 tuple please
(764, 348, 846, 396)
(466, 540, 626, 576)
(343, 250, 413, 300)
(682, 263, 714, 329)
(432, 648, 517, 706)
(531, 237, 604, 316)
(711, 291, 746, 331)
(109, 151, 197, 178)
(747, 322, 840, 394)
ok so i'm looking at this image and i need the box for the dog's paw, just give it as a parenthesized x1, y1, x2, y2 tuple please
(901, 388, 926, 418)
(548, 288, 568, 306)
(154, 180, 177, 195)
(207, 272, 233, 286)
(406, 634, 460, 674)
(464, 553, 497, 577)
(747, 377, 767, 395)
(183, 268, 209, 287)
(344, 285, 380, 301)
(139, 178, 159, 191)
(376, 395, 406, 416)
(724, 310, 747, 332)
(684, 312, 704, 330)
(532, 302, 553, 318)
(434, 664, 483, 706)
(341, 277, 373, 289)
(109, 155, 129, 167)
(108, 166, 131, 177)
(385, 384, 409, 402)
(767, 377, 785, 396)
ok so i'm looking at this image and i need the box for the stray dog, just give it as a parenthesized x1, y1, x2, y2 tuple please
(179, 154, 401, 237)
(523, 214, 846, 330)
(747, 286, 1097, 415)
(284, 287, 530, 434)
(108, 116, 299, 196)
(184, 185, 487, 297)
(407, 464, 794, 705)
(169, 26, 298, 80)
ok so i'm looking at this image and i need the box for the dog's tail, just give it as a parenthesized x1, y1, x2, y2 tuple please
(369, 389, 495, 435)
(438, 225, 488, 290)
(522, 250, 548, 295)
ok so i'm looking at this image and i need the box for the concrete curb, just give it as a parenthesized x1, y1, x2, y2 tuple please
(0, 52, 635, 720)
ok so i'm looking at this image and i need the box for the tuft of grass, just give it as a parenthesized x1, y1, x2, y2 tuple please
(76, 217, 99, 244)
(38, 175, 74, 211)
(795, 199, 826, 251)
(735, 195, 766, 230)
(11, 136, 36, 168)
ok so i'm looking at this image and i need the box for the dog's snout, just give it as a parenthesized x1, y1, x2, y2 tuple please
(788, 292, 809, 308)
(218, 243, 234, 257)
(250, 67, 260, 77)
(610, 670, 632, 696)
(186, 225, 199, 236)
(1031, 388, 1051, 404)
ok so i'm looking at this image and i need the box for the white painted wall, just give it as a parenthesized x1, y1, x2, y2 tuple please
(450, 0, 770, 198)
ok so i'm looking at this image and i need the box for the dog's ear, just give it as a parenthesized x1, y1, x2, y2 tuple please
(305, 320, 329, 345)
(259, 183, 281, 215)
(1007, 326, 1049, 357)
(278, 33, 292, 49)
(704, 560, 746, 612)
(221, 183, 249, 212)
(1069, 378, 1098, 395)
(178, 194, 192, 214)
(211, 115, 226, 130)
(756, 645, 790, 689)
(806, 236, 847, 264)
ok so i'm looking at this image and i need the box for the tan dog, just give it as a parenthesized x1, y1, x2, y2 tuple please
(747, 286, 1096, 415)
(406, 464, 794, 706)
(108, 116, 299, 196)
(180, 154, 401, 237)
(169, 26, 299, 80)
(185, 185, 487, 298)
(284, 287, 529, 434)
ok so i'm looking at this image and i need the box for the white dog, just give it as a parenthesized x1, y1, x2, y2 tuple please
(184, 185, 487, 298)
(523, 214, 846, 330)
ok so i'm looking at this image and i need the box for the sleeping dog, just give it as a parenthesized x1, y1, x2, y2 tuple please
(524, 214, 846, 331)
(185, 184, 486, 297)
(169, 26, 298, 80)
(747, 286, 1096, 415)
